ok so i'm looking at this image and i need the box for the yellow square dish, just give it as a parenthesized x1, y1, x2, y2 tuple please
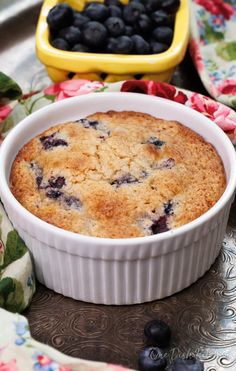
(36, 0, 189, 82)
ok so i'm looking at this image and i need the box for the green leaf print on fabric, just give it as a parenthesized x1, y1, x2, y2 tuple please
(216, 42, 236, 61)
(203, 20, 224, 43)
(0, 277, 25, 312)
(0, 72, 22, 100)
(1, 231, 28, 269)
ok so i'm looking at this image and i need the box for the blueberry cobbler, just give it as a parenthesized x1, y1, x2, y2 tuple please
(10, 111, 226, 238)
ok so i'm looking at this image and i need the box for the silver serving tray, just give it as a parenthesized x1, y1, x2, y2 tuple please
(1, 2, 236, 370)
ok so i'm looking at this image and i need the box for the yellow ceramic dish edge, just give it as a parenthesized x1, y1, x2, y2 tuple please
(36, 0, 189, 75)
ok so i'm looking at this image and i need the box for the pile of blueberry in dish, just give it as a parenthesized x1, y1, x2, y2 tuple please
(139, 319, 204, 370)
(46, 0, 180, 54)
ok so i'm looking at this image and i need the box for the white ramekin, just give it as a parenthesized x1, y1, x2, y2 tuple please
(0, 93, 235, 305)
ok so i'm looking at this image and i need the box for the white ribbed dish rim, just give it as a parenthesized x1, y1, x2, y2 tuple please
(0, 92, 236, 259)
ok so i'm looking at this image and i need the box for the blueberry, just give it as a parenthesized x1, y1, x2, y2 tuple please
(48, 176, 66, 189)
(51, 38, 70, 50)
(146, 0, 163, 13)
(111, 174, 138, 187)
(135, 14, 152, 35)
(46, 190, 62, 199)
(108, 5, 122, 17)
(76, 118, 99, 128)
(64, 195, 82, 209)
(131, 35, 150, 54)
(164, 200, 173, 215)
(170, 357, 204, 371)
(153, 26, 173, 45)
(123, 3, 146, 25)
(82, 21, 107, 47)
(72, 43, 90, 52)
(144, 319, 171, 347)
(113, 35, 133, 54)
(138, 346, 167, 371)
(161, 0, 180, 13)
(104, 0, 123, 6)
(130, 0, 145, 3)
(58, 26, 81, 46)
(36, 176, 43, 188)
(105, 17, 125, 37)
(106, 37, 118, 53)
(151, 10, 169, 26)
(159, 158, 175, 169)
(47, 4, 74, 31)
(124, 25, 135, 36)
(84, 3, 109, 21)
(40, 133, 68, 150)
(151, 41, 169, 54)
(73, 13, 90, 28)
(150, 215, 169, 234)
(146, 137, 166, 148)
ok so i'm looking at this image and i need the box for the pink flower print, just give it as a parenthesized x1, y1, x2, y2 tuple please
(189, 39, 204, 72)
(0, 105, 12, 122)
(217, 79, 236, 95)
(195, 0, 234, 20)
(189, 93, 236, 131)
(0, 240, 4, 253)
(37, 355, 52, 366)
(0, 359, 18, 371)
(44, 79, 104, 101)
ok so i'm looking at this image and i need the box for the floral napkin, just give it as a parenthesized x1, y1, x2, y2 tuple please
(189, 0, 236, 108)
(0, 307, 130, 371)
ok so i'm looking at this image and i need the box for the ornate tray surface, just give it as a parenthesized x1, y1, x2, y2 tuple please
(1, 2, 236, 370)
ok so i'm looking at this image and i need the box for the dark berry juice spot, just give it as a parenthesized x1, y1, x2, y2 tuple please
(64, 195, 82, 209)
(146, 137, 166, 148)
(36, 176, 43, 188)
(164, 200, 173, 215)
(40, 133, 68, 150)
(110, 174, 138, 187)
(159, 158, 175, 169)
(46, 190, 63, 199)
(48, 176, 66, 189)
(150, 215, 169, 234)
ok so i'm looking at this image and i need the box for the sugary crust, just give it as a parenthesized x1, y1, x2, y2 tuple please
(10, 111, 226, 238)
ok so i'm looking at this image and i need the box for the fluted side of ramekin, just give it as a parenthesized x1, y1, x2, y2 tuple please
(7, 198, 232, 304)
(1, 93, 236, 304)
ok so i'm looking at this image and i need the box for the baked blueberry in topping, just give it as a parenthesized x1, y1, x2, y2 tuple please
(48, 176, 66, 189)
(164, 200, 173, 215)
(138, 346, 167, 371)
(159, 158, 175, 169)
(146, 137, 166, 148)
(64, 195, 82, 209)
(170, 357, 204, 371)
(46, 190, 62, 199)
(150, 215, 169, 234)
(40, 133, 68, 150)
(111, 174, 138, 187)
(76, 118, 99, 128)
(36, 176, 43, 188)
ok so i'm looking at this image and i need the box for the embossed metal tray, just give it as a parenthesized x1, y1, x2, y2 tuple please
(1, 2, 236, 370)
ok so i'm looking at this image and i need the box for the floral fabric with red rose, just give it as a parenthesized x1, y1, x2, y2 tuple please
(189, 0, 236, 108)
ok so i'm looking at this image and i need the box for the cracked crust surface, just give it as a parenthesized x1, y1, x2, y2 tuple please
(10, 111, 226, 238)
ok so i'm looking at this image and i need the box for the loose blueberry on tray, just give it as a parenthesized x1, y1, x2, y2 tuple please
(144, 319, 171, 347)
(138, 346, 167, 371)
(170, 357, 204, 371)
